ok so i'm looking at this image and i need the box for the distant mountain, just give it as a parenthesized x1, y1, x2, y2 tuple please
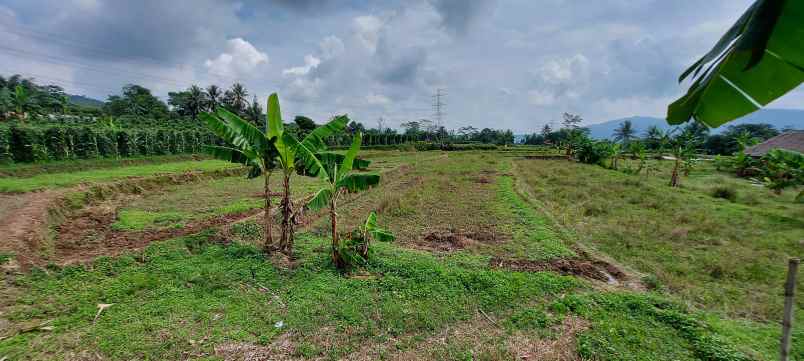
(68, 94, 105, 109)
(587, 108, 804, 139)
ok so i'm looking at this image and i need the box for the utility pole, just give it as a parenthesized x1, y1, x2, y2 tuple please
(432, 88, 446, 145)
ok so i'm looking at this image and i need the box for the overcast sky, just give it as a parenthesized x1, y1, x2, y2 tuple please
(1, 0, 801, 132)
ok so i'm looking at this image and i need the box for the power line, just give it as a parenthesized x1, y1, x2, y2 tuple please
(432, 88, 446, 129)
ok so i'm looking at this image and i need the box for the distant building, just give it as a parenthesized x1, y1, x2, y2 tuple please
(744, 130, 804, 157)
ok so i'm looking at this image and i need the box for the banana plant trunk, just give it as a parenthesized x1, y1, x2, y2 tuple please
(330, 194, 344, 268)
(280, 173, 293, 258)
(263, 172, 274, 252)
(670, 157, 680, 187)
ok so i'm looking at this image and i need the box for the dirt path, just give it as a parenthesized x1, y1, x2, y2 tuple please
(0, 191, 61, 268)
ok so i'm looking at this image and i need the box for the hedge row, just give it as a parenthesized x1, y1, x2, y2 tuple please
(0, 126, 220, 164)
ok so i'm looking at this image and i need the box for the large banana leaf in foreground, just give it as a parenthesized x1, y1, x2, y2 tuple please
(668, 0, 804, 127)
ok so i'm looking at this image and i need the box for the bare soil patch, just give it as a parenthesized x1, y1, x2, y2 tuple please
(416, 228, 504, 251)
(490, 256, 625, 284)
(54, 207, 261, 266)
(0, 191, 60, 269)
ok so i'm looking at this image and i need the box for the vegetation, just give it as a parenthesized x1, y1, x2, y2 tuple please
(668, 0, 804, 127)
(305, 132, 381, 269)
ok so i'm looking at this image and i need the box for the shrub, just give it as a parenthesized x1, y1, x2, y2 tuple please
(710, 186, 737, 202)
(44, 127, 69, 160)
(0, 127, 11, 164)
(9, 126, 43, 163)
(97, 130, 118, 158)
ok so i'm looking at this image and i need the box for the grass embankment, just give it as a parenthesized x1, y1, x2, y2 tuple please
(514, 158, 803, 357)
(0, 160, 240, 193)
(0, 154, 208, 178)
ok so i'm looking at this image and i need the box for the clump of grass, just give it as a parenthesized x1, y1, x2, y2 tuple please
(112, 209, 186, 231)
(710, 186, 737, 202)
(0, 252, 13, 265)
(560, 293, 754, 361)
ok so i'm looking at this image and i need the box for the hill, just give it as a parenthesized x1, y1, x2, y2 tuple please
(587, 108, 804, 139)
(68, 94, 105, 109)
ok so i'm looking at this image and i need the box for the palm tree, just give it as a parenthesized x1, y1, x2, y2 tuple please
(643, 125, 663, 150)
(266, 93, 349, 257)
(199, 104, 280, 252)
(187, 85, 206, 121)
(668, 0, 803, 127)
(205, 85, 222, 111)
(226, 83, 249, 114)
(613, 120, 635, 145)
(305, 132, 380, 269)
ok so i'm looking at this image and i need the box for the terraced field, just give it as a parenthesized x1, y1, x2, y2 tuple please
(0, 150, 801, 360)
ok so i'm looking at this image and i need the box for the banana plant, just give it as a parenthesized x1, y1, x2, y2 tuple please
(200, 105, 279, 253)
(668, 0, 803, 127)
(339, 212, 395, 267)
(305, 132, 380, 269)
(265, 93, 349, 257)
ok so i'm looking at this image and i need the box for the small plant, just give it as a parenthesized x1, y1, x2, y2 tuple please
(336, 212, 394, 268)
(710, 186, 737, 202)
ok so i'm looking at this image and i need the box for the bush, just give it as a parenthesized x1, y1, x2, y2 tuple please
(9, 126, 43, 163)
(710, 186, 737, 202)
(576, 140, 611, 165)
(43, 127, 69, 160)
(0, 127, 12, 164)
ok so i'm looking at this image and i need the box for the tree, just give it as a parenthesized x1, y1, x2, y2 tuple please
(168, 85, 206, 121)
(612, 120, 635, 145)
(105, 84, 169, 119)
(205, 85, 222, 111)
(668, 134, 697, 187)
(668, 0, 803, 127)
(246, 95, 263, 126)
(562, 112, 583, 130)
(643, 125, 664, 150)
(294, 116, 316, 138)
(267, 94, 348, 258)
(541, 124, 552, 137)
(305, 132, 380, 269)
(223, 83, 249, 114)
(200, 103, 279, 253)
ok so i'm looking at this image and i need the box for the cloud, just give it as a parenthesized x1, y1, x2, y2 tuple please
(527, 89, 556, 107)
(319, 35, 345, 59)
(205, 38, 269, 78)
(283, 54, 321, 76)
(365, 93, 391, 105)
(427, 0, 497, 35)
(353, 15, 383, 53)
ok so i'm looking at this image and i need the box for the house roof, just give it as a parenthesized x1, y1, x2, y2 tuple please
(744, 130, 804, 157)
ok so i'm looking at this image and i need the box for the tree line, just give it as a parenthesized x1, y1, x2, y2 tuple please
(522, 112, 788, 156)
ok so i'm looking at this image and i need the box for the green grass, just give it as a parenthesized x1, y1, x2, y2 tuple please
(111, 209, 188, 231)
(514, 158, 803, 358)
(0, 154, 207, 178)
(0, 160, 240, 193)
(0, 232, 577, 360)
(494, 175, 575, 260)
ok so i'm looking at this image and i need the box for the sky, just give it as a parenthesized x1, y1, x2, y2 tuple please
(0, 0, 802, 133)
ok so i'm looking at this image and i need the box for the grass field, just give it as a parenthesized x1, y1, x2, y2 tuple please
(0, 150, 800, 360)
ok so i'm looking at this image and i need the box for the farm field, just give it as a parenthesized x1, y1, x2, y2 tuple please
(0, 150, 800, 360)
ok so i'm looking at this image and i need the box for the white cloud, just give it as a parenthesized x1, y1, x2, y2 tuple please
(538, 54, 590, 85)
(527, 89, 556, 106)
(204, 38, 268, 77)
(365, 93, 391, 105)
(353, 15, 383, 53)
(319, 35, 345, 59)
(283, 54, 321, 76)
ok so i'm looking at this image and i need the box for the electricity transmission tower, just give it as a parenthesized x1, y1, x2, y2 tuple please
(432, 88, 446, 145)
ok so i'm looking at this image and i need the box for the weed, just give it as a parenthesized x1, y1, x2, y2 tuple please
(711, 186, 738, 202)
